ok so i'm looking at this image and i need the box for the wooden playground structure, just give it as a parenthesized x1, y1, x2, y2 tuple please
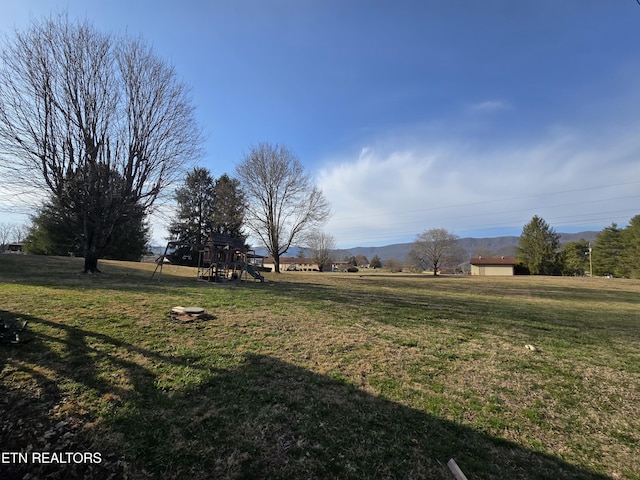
(152, 233, 265, 283)
(197, 233, 265, 283)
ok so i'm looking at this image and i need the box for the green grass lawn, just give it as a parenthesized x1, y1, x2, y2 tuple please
(1, 255, 638, 479)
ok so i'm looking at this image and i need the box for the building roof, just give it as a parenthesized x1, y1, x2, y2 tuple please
(469, 256, 516, 266)
(205, 233, 247, 251)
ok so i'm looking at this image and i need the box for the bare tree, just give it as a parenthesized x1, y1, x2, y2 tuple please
(11, 223, 29, 243)
(236, 142, 330, 273)
(0, 222, 12, 251)
(354, 254, 369, 267)
(0, 16, 201, 272)
(383, 258, 403, 273)
(408, 228, 459, 275)
(305, 230, 335, 272)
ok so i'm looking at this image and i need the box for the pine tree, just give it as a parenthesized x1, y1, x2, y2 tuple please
(211, 174, 246, 238)
(623, 215, 640, 278)
(168, 167, 216, 265)
(561, 239, 590, 276)
(516, 216, 561, 275)
(593, 223, 625, 277)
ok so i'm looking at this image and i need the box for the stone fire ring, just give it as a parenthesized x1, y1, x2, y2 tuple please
(170, 306, 209, 323)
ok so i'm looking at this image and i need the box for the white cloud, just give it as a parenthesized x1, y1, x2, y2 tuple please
(317, 125, 640, 248)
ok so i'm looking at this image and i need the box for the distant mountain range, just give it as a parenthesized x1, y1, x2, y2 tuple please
(152, 231, 598, 262)
(327, 231, 598, 262)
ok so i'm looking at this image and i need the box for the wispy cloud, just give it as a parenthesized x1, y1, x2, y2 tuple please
(318, 123, 640, 248)
(468, 100, 513, 113)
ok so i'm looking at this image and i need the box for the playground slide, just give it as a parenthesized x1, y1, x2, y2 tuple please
(245, 263, 265, 282)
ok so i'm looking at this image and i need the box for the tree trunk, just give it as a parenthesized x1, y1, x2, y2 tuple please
(83, 244, 101, 274)
(273, 253, 281, 273)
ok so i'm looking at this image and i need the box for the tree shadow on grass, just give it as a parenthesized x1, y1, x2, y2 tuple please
(0, 309, 194, 479)
(0, 310, 613, 480)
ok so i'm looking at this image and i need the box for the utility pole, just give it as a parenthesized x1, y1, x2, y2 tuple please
(588, 242, 593, 277)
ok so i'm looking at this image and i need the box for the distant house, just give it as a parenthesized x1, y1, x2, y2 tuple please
(263, 257, 320, 272)
(332, 260, 351, 272)
(469, 256, 516, 276)
(5, 242, 25, 254)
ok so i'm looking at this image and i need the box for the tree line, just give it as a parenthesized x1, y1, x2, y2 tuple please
(397, 215, 640, 278)
(517, 214, 640, 278)
(18, 143, 330, 274)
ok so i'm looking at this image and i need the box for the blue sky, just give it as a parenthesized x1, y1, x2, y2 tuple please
(1, 1, 639, 248)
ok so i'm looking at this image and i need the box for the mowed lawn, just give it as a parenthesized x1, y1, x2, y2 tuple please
(0, 255, 638, 480)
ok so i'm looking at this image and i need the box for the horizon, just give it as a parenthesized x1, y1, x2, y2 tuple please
(1, 2, 639, 250)
(148, 228, 599, 253)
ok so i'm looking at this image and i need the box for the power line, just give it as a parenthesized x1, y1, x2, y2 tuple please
(329, 180, 640, 223)
(327, 206, 639, 246)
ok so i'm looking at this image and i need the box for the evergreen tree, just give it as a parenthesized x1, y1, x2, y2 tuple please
(211, 174, 246, 238)
(516, 216, 561, 275)
(168, 167, 216, 265)
(168, 168, 247, 265)
(25, 194, 149, 261)
(593, 223, 625, 277)
(370, 255, 382, 269)
(102, 208, 150, 261)
(561, 239, 590, 276)
(25, 202, 79, 256)
(623, 215, 640, 278)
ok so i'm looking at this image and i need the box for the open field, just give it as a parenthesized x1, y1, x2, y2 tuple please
(1, 255, 638, 479)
